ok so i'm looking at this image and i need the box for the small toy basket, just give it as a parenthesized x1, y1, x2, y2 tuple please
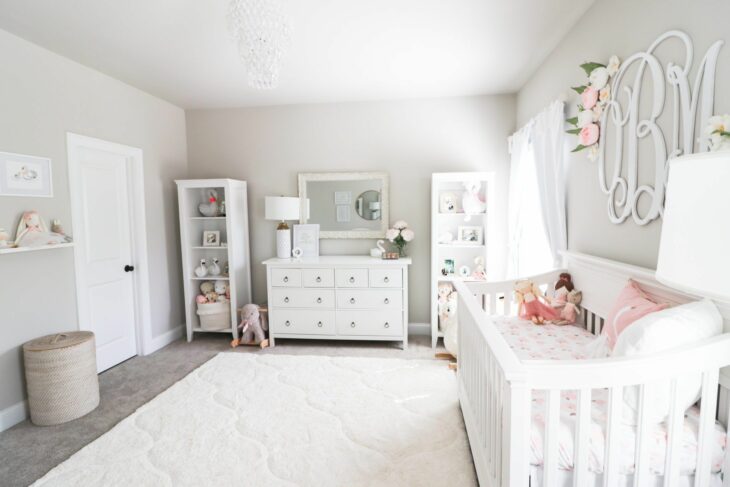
(196, 301, 231, 330)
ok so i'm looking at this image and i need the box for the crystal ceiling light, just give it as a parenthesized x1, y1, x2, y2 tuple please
(228, 0, 290, 89)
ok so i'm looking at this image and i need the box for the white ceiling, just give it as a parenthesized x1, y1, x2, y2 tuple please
(0, 0, 594, 109)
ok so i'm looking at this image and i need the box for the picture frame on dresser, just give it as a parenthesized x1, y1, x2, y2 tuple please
(292, 224, 319, 257)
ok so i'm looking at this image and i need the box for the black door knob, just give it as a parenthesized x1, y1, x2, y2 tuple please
(124, 265, 135, 272)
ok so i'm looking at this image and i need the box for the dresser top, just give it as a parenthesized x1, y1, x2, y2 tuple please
(262, 256, 412, 266)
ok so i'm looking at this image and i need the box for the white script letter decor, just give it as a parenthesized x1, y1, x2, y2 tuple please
(598, 30, 723, 225)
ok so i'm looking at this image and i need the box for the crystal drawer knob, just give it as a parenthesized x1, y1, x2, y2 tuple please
(285, 320, 291, 327)
(350, 298, 356, 304)
(384, 276, 390, 283)
(317, 321, 323, 328)
(384, 298, 390, 304)
(350, 322, 356, 328)
(316, 276, 322, 282)
(384, 322, 390, 328)
(317, 297, 322, 304)
(349, 276, 355, 283)
(284, 297, 289, 303)
(283, 276, 289, 282)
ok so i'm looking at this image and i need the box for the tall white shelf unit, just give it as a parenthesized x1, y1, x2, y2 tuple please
(430, 172, 493, 348)
(176, 179, 252, 341)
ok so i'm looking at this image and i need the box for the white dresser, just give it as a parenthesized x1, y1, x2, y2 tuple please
(263, 256, 411, 349)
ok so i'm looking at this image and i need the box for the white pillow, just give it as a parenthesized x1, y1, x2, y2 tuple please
(612, 299, 723, 425)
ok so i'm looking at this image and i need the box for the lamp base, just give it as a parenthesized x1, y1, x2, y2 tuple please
(276, 228, 291, 259)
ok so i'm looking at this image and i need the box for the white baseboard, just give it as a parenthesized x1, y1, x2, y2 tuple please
(0, 400, 28, 432)
(144, 325, 184, 355)
(408, 322, 431, 336)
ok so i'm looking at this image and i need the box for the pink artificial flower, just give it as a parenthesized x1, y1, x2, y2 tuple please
(581, 87, 598, 109)
(579, 123, 599, 146)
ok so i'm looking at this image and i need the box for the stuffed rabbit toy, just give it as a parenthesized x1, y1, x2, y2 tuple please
(231, 304, 269, 348)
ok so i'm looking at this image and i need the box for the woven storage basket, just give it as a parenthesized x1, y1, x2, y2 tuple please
(197, 302, 231, 330)
(23, 331, 99, 426)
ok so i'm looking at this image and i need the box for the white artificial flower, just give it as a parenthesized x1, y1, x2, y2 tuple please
(577, 110, 594, 128)
(401, 228, 415, 242)
(393, 220, 408, 230)
(385, 228, 399, 242)
(587, 145, 600, 161)
(706, 115, 726, 135)
(607, 55, 621, 76)
(599, 85, 611, 102)
(589, 67, 609, 90)
(592, 103, 603, 121)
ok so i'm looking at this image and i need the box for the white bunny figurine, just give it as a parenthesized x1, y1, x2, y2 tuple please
(208, 258, 221, 276)
(194, 259, 208, 278)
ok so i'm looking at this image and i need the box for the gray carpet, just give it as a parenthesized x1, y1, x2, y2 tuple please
(0, 334, 446, 487)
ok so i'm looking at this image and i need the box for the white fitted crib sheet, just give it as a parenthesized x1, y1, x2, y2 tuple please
(491, 316, 727, 476)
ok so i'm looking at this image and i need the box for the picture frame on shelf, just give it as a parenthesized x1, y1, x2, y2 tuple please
(202, 230, 220, 247)
(441, 258, 455, 276)
(457, 225, 482, 244)
(439, 192, 461, 213)
(0, 151, 53, 197)
(293, 223, 319, 257)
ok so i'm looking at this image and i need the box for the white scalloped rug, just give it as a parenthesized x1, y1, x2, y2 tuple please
(33, 353, 477, 486)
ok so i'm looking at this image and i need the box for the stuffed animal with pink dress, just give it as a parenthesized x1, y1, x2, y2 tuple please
(554, 290, 582, 325)
(514, 279, 559, 324)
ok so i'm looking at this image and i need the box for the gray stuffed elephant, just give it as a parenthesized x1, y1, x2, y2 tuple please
(231, 304, 269, 348)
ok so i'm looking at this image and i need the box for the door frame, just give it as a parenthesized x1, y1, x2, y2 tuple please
(67, 132, 153, 359)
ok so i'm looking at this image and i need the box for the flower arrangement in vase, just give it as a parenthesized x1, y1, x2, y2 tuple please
(706, 115, 730, 151)
(385, 220, 414, 257)
(566, 55, 621, 160)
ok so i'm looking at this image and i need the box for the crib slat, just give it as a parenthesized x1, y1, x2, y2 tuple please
(695, 369, 719, 487)
(573, 388, 591, 487)
(633, 384, 650, 487)
(722, 389, 730, 487)
(489, 293, 497, 315)
(604, 387, 622, 487)
(544, 389, 561, 486)
(664, 379, 682, 487)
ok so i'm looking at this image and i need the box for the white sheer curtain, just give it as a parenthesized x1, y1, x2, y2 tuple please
(507, 100, 567, 277)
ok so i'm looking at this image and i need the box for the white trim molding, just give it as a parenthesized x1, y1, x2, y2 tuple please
(145, 325, 185, 355)
(0, 400, 28, 432)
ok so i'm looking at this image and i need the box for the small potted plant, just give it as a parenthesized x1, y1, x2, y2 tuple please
(385, 220, 414, 257)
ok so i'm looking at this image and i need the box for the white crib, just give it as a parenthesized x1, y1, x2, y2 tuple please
(454, 251, 730, 487)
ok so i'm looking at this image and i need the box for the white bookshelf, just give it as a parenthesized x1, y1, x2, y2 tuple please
(176, 179, 252, 341)
(430, 172, 493, 348)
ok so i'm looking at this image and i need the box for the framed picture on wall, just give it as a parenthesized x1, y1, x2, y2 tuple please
(334, 191, 351, 205)
(293, 224, 320, 257)
(0, 151, 53, 197)
(336, 205, 350, 223)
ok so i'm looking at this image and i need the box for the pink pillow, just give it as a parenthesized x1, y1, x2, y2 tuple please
(602, 280, 667, 349)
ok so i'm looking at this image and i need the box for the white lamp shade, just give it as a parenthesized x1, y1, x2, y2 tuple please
(265, 196, 300, 221)
(656, 152, 730, 300)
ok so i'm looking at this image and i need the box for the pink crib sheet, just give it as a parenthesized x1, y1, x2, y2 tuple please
(490, 316, 727, 475)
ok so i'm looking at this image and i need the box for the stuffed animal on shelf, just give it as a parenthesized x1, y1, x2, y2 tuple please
(461, 180, 486, 221)
(208, 258, 221, 276)
(514, 279, 559, 324)
(14, 211, 68, 247)
(471, 256, 486, 280)
(554, 290, 582, 325)
(231, 304, 269, 348)
(438, 282, 455, 304)
(439, 293, 459, 358)
(214, 280, 229, 302)
(194, 259, 208, 278)
(198, 189, 219, 217)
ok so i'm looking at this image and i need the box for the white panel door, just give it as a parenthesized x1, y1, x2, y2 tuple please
(74, 146, 137, 372)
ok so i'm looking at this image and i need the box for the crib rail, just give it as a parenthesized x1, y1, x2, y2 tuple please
(455, 278, 730, 487)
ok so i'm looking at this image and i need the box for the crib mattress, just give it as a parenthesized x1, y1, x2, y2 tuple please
(491, 316, 727, 476)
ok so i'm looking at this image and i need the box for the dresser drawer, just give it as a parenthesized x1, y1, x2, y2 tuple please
(270, 289, 335, 308)
(335, 268, 369, 288)
(336, 310, 404, 337)
(336, 290, 402, 309)
(271, 268, 301, 287)
(271, 310, 335, 335)
(302, 268, 334, 288)
(369, 269, 402, 288)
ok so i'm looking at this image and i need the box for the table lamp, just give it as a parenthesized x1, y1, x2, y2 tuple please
(265, 196, 300, 258)
(656, 152, 730, 301)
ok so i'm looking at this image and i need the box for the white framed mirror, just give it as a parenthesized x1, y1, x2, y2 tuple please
(298, 172, 389, 239)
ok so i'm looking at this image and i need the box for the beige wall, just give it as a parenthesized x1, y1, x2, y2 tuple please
(186, 95, 515, 323)
(0, 30, 188, 413)
(516, 0, 730, 269)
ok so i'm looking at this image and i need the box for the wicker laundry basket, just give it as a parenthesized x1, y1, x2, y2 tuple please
(197, 302, 231, 330)
(23, 331, 100, 426)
